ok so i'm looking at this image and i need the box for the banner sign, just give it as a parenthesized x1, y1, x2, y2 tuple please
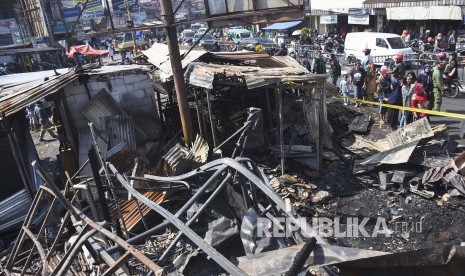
(348, 14, 370, 25)
(63, 6, 81, 22)
(304, 0, 311, 15)
(320, 15, 337, 24)
(349, 8, 369, 15)
(112, 0, 139, 13)
(0, 19, 17, 35)
(73, 0, 104, 20)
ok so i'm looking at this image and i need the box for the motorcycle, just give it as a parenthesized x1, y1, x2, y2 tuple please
(443, 75, 463, 98)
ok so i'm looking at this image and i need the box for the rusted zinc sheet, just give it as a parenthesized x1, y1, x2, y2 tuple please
(112, 191, 165, 231)
(0, 69, 78, 118)
(184, 61, 322, 89)
(142, 43, 208, 80)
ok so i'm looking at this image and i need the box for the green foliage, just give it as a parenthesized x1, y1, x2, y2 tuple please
(301, 27, 310, 37)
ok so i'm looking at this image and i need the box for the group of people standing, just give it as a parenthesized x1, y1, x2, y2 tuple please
(26, 101, 69, 150)
(335, 47, 459, 131)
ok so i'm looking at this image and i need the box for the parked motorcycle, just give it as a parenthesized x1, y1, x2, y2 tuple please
(443, 76, 463, 98)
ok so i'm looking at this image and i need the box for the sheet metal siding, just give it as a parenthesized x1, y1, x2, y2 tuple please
(0, 189, 32, 233)
(100, 115, 137, 153)
(81, 90, 153, 156)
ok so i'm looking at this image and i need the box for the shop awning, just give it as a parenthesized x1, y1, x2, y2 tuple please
(386, 6, 462, 20)
(262, 21, 302, 30)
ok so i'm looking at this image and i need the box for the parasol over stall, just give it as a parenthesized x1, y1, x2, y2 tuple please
(67, 44, 109, 58)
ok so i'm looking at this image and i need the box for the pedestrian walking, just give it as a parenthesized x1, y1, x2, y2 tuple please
(377, 66, 391, 125)
(386, 77, 402, 131)
(365, 64, 377, 103)
(340, 74, 350, 105)
(108, 41, 115, 61)
(350, 61, 366, 107)
(390, 53, 406, 80)
(448, 30, 456, 51)
(51, 107, 69, 150)
(329, 54, 341, 88)
(432, 61, 444, 111)
(26, 105, 38, 131)
(400, 74, 414, 127)
(312, 52, 326, 74)
(417, 64, 434, 109)
(34, 101, 57, 141)
(361, 49, 373, 71)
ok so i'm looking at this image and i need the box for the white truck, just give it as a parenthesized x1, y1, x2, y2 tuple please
(344, 32, 416, 66)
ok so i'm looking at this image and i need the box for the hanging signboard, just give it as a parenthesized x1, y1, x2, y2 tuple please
(0, 19, 17, 34)
(348, 14, 369, 25)
(112, 0, 139, 14)
(73, 0, 104, 20)
(304, 0, 311, 16)
(348, 8, 370, 25)
(320, 15, 337, 24)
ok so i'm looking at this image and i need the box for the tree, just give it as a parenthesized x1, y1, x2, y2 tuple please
(301, 27, 309, 37)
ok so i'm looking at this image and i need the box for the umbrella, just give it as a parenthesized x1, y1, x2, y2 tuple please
(118, 39, 148, 50)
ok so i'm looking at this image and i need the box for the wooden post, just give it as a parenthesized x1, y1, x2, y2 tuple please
(160, 0, 194, 145)
(278, 84, 284, 176)
(317, 81, 325, 176)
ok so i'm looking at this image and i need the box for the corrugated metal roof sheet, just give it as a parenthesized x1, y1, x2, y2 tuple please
(0, 189, 32, 233)
(81, 90, 154, 159)
(87, 65, 152, 75)
(185, 58, 319, 89)
(142, 43, 208, 81)
(100, 116, 137, 153)
(0, 69, 78, 119)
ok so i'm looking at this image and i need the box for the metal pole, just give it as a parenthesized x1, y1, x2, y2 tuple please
(278, 85, 284, 176)
(124, 0, 137, 56)
(104, 0, 115, 30)
(160, 0, 194, 145)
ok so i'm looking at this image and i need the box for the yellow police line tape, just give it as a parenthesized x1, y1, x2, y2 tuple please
(349, 98, 465, 120)
(42, 124, 61, 131)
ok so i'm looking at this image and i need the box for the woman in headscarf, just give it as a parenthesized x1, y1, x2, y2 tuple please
(411, 82, 429, 120)
(385, 77, 403, 131)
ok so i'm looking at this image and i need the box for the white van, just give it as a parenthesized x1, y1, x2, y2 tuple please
(344, 32, 415, 66)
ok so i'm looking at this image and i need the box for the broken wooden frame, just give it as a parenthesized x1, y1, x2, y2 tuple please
(4, 161, 165, 276)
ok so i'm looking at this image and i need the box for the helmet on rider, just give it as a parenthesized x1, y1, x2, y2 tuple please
(427, 37, 434, 43)
(380, 66, 389, 75)
(438, 52, 446, 60)
(437, 33, 442, 39)
(450, 52, 457, 58)
(425, 30, 431, 35)
(363, 48, 371, 55)
(395, 53, 404, 62)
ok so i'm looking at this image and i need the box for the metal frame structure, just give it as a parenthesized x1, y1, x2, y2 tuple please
(4, 161, 165, 276)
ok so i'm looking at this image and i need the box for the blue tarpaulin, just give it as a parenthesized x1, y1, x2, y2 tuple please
(262, 21, 302, 30)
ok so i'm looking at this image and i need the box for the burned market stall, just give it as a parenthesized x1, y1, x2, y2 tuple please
(0, 68, 78, 238)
